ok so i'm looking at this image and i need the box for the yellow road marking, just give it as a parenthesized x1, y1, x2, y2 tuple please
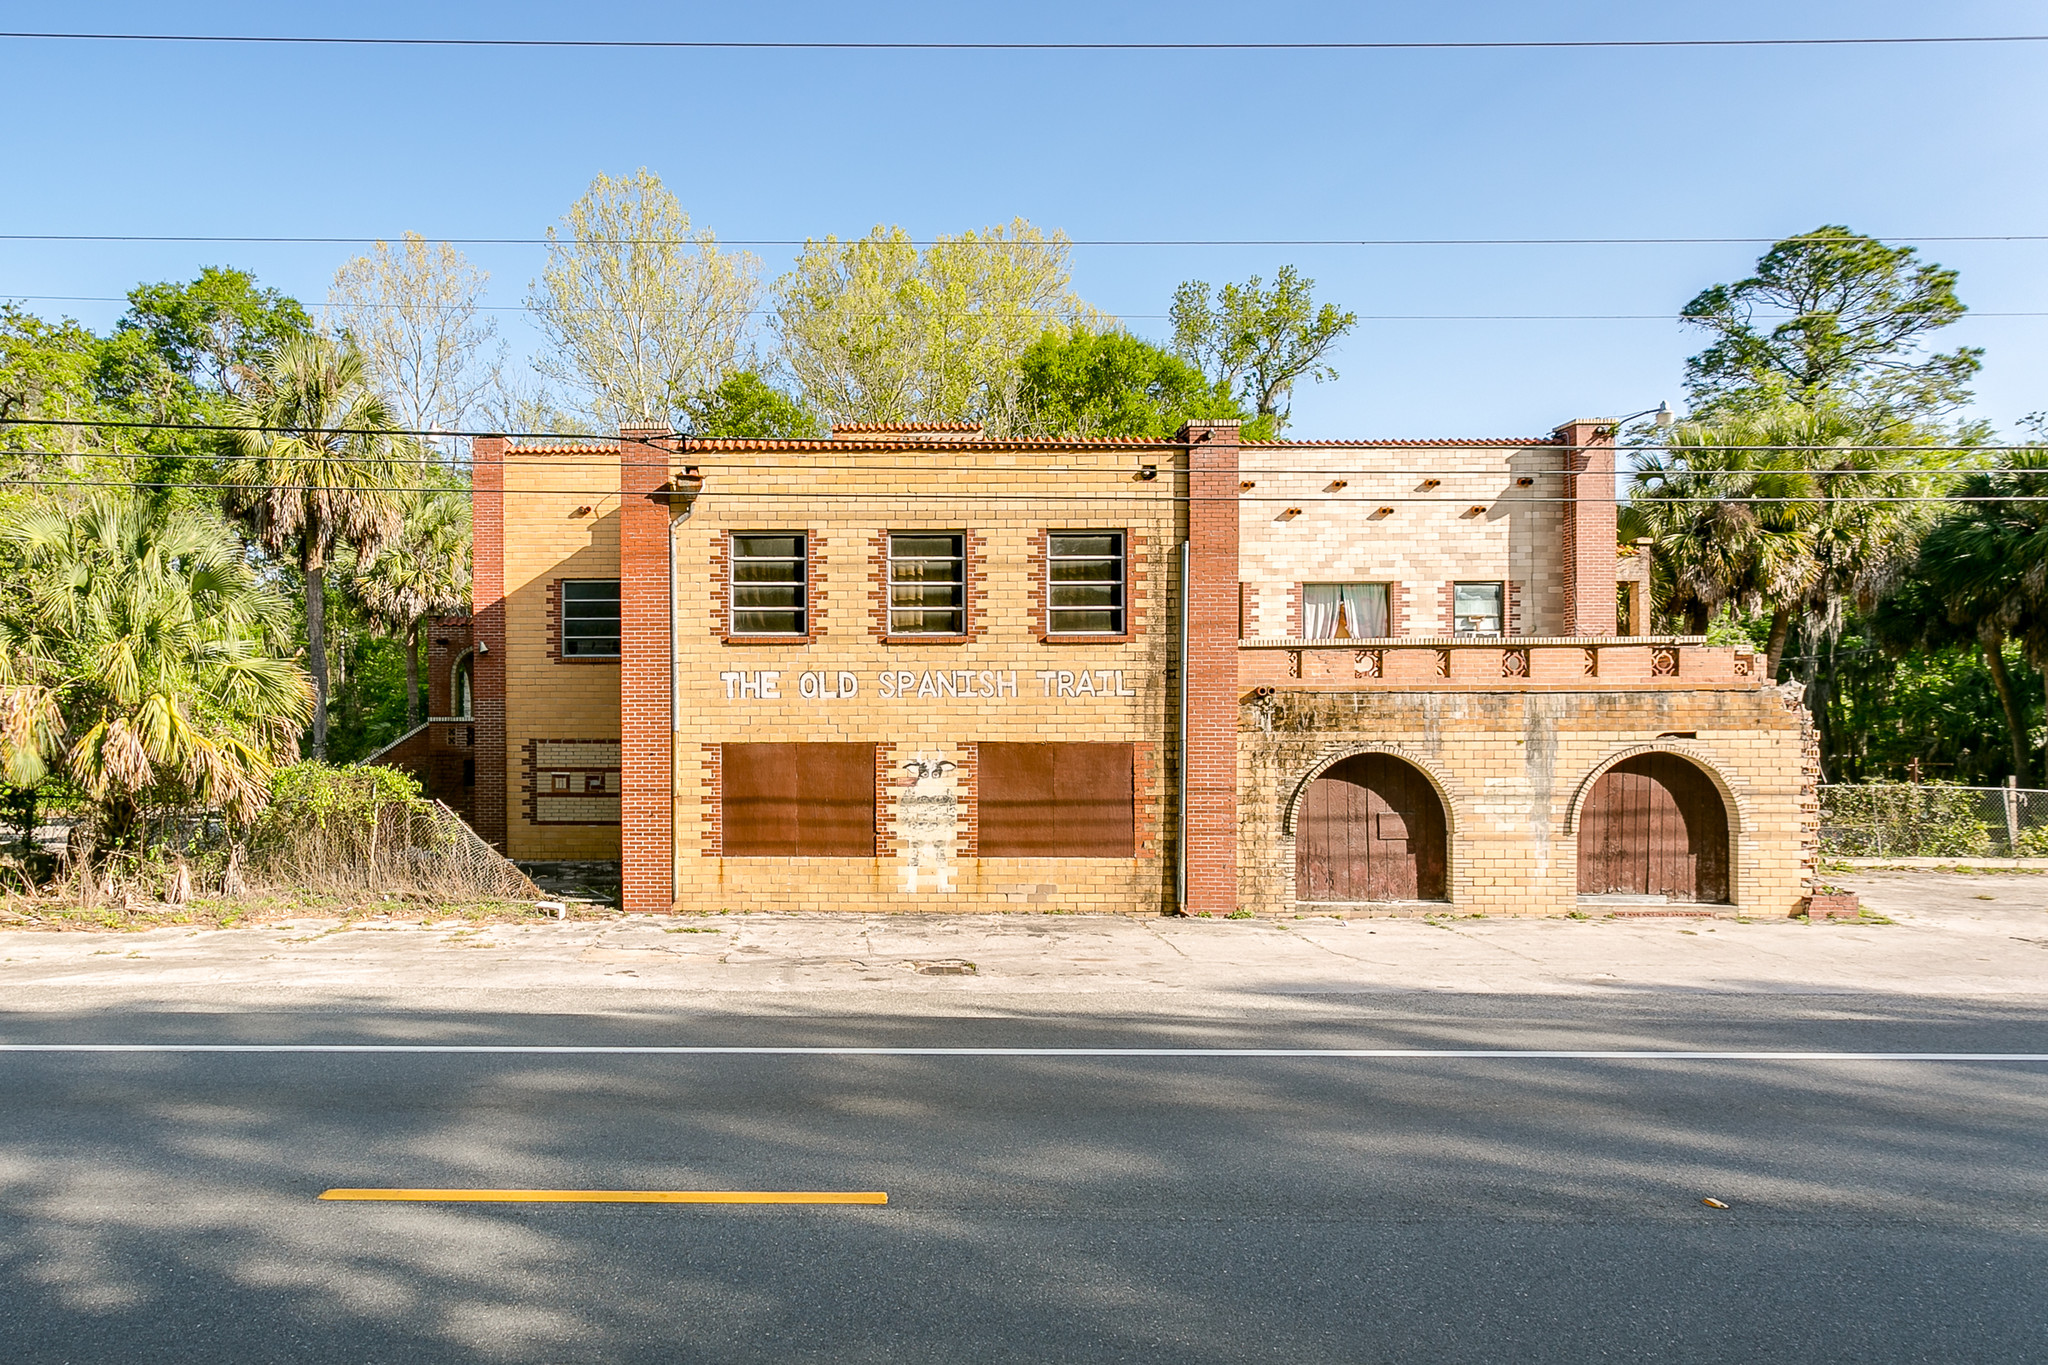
(318, 1188, 886, 1204)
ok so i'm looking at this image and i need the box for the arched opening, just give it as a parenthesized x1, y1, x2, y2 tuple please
(450, 651, 474, 719)
(1294, 753, 1449, 903)
(1576, 753, 1730, 903)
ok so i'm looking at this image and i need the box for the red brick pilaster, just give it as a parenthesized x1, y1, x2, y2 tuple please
(470, 436, 508, 849)
(619, 425, 676, 913)
(1179, 420, 1241, 915)
(1557, 419, 1619, 636)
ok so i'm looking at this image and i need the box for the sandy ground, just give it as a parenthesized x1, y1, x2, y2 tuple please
(0, 871, 2041, 1000)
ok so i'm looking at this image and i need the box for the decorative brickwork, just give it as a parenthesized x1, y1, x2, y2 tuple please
(1132, 740, 1161, 859)
(1389, 581, 1410, 636)
(957, 743, 980, 859)
(1507, 580, 1522, 637)
(522, 739, 624, 824)
(698, 744, 722, 857)
(1237, 582, 1256, 638)
(874, 741, 899, 858)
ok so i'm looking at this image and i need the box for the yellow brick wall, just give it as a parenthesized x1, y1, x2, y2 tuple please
(1238, 443, 1568, 637)
(670, 443, 1182, 913)
(501, 449, 624, 859)
(1238, 684, 1816, 917)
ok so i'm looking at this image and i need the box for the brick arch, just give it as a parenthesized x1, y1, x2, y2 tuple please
(1563, 742, 1748, 837)
(1282, 743, 1463, 839)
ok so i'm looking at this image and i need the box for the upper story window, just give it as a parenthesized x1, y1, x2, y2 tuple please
(1453, 581, 1504, 637)
(731, 533, 807, 636)
(561, 580, 621, 657)
(1047, 531, 1125, 635)
(888, 532, 966, 635)
(1303, 583, 1389, 640)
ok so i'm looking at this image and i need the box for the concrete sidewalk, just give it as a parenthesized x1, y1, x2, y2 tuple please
(0, 872, 2042, 1000)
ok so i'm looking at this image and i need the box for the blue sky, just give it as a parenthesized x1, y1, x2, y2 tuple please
(4, 0, 2045, 438)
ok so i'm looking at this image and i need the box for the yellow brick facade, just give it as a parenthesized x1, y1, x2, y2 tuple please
(668, 439, 1182, 914)
(500, 445, 624, 859)
(1237, 685, 1817, 917)
(1238, 441, 1568, 638)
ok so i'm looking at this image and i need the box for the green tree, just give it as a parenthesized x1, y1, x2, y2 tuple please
(120, 267, 312, 398)
(219, 335, 410, 759)
(1013, 328, 1242, 439)
(1632, 402, 1947, 678)
(0, 492, 311, 842)
(0, 305, 101, 467)
(677, 371, 822, 439)
(1170, 266, 1355, 434)
(1680, 226, 1980, 421)
(352, 483, 471, 728)
(1901, 453, 2048, 782)
(776, 220, 1104, 433)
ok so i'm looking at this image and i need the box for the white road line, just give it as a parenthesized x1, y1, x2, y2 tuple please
(0, 1045, 2042, 1060)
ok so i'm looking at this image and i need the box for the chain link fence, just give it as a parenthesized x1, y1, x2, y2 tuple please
(1820, 783, 2048, 858)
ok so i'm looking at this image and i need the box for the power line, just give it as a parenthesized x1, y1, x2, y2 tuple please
(6, 472, 2047, 504)
(4, 30, 2045, 52)
(4, 233, 2048, 248)
(14, 293, 2048, 323)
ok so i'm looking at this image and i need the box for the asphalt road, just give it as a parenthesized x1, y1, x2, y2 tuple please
(2, 995, 2045, 1364)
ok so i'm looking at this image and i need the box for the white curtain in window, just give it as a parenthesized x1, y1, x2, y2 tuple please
(1340, 583, 1388, 637)
(1302, 584, 1341, 640)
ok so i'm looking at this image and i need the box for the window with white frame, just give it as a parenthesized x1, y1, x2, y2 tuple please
(1046, 531, 1125, 635)
(730, 533, 807, 636)
(1302, 583, 1390, 639)
(560, 580, 621, 656)
(888, 532, 966, 634)
(1453, 581, 1504, 637)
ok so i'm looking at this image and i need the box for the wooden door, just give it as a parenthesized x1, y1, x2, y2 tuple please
(1294, 754, 1447, 902)
(1577, 754, 1729, 902)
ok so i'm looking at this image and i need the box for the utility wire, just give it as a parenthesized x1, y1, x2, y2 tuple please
(4, 232, 2046, 248)
(15, 293, 2048, 323)
(3, 30, 2044, 52)
(6, 413, 2044, 455)
(6, 473, 2047, 504)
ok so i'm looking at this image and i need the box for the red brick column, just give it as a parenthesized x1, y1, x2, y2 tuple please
(469, 436, 509, 848)
(1557, 419, 1619, 636)
(1179, 420, 1242, 914)
(619, 426, 676, 913)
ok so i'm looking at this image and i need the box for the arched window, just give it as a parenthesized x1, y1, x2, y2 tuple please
(451, 651, 474, 720)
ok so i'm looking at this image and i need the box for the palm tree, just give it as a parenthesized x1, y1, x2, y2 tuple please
(1631, 401, 1956, 678)
(219, 334, 410, 758)
(0, 492, 311, 844)
(353, 483, 471, 728)
(1906, 451, 2048, 782)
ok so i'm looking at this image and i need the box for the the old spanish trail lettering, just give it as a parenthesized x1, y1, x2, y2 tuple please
(717, 668, 1143, 702)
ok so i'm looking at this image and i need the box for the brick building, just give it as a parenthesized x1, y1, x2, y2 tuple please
(463, 418, 1818, 918)
(362, 613, 480, 824)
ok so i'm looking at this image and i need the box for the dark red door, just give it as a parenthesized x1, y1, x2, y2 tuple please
(1577, 754, 1729, 902)
(1294, 754, 1447, 902)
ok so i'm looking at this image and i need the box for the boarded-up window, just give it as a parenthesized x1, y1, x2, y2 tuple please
(978, 742, 1135, 857)
(721, 743, 876, 857)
